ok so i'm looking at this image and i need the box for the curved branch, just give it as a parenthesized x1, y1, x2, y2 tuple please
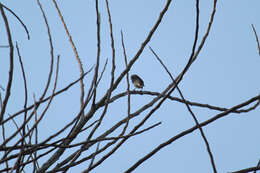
(0, 5, 14, 123)
(0, 3, 30, 40)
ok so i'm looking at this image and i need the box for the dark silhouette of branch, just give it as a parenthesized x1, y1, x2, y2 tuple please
(149, 45, 217, 173)
(0, 3, 30, 40)
(15, 42, 28, 172)
(125, 93, 260, 172)
(0, 4, 14, 124)
(1, 67, 93, 125)
(52, 0, 85, 114)
(252, 24, 260, 56)
(91, 0, 101, 107)
(121, 30, 131, 135)
(52, 122, 162, 172)
(230, 166, 260, 173)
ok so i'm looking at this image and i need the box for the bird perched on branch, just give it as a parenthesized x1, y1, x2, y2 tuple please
(131, 74, 144, 90)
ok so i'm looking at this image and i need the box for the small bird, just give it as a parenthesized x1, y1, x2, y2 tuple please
(131, 74, 144, 89)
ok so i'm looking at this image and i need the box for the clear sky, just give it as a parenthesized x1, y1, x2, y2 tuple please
(1, 0, 260, 173)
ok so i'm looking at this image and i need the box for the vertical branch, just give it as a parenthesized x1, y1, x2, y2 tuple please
(92, 0, 101, 106)
(97, 59, 108, 86)
(175, 0, 201, 81)
(62, 0, 117, 169)
(83, 142, 100, 173)
(33, 94, 40, 170)
(0, 113, 9, 172)
(29, 55, 60, 140)
(9, 115, 26, 173)
(85, 0, 102, 140)
(192, 0, 217, 62)
(8, 1, 57, 147)
(37, 0, 55, 101)
(0, 5, 14, 123)
(52, 0, 85, 111)
(16, 42, 28, 172)
(0, 72, 9, 170)
(121, 30, 131, 134)
(251, 24, 260, 56)
(105, 0, 116, 86)
(88, 0, 117, 138)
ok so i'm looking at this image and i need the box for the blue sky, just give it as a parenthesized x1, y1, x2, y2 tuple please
(1, 0, 260, 172)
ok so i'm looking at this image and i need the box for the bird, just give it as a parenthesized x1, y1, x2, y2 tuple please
(131, 74, 144, 90)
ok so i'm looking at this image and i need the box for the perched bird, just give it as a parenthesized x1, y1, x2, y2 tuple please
(131, 74, 144, 89)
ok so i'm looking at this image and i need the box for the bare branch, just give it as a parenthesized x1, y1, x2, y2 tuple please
(230, 166, 260, 173)
(251, 24, 260, 56)
(16, 42, 28, 172)
(121, 30, 131, 135)
(52, 0, 85, 112)
(1, 67, 93, 125)
(125, 93, 260, 172)
(0, 3, 30, 39)
(0, 4, 14, 123)
(149, 45, 217, 173)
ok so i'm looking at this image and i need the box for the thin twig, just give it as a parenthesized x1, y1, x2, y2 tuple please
(33, 94, 40, 170)
(251, 24, 260, 56)
(84, 142, 100, 173)
(121, 30, 131, 134)
(0, 3, 30, 39)
(92, 0, 101, 106)
(97, 58, 108, 86)
(52, 0, 85, 113)
(16, 42, 28, 172)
